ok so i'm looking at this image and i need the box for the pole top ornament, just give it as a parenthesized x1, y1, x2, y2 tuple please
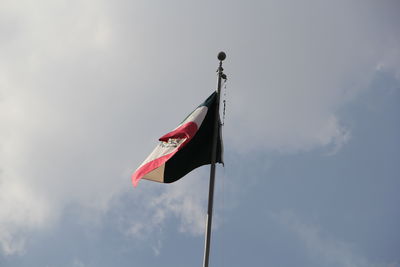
(217, 51, 226, 61)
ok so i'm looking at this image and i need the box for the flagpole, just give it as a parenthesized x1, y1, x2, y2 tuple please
(203, 51, 226, 267)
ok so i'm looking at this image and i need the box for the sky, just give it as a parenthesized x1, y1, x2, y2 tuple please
(0, 0, 399, 266)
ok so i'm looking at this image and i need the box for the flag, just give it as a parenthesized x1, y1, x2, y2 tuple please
(132, 91, 223, 187)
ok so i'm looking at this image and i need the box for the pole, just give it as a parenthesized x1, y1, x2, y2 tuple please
(203, 51, 226, 267)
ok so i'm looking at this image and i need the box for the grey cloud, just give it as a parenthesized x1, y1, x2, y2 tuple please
(271, 210, 395, 267)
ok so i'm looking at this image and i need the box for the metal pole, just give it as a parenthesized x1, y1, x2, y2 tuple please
(203, 51, 226, 267)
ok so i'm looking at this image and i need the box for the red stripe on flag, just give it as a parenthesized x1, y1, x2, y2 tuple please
(132, 153, 171, 187)
(132, 121, 199, 187)
(159, 121, 198, 142)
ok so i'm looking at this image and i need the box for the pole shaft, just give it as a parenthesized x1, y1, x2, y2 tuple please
(203, 60, 224, 267)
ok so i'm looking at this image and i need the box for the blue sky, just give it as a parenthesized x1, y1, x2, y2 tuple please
(1, 1, 399, 266)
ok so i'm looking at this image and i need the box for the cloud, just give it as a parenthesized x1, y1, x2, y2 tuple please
(0, 177, 51, 254)
(0, 0, 131, 253)
(123, 173, 210, 254)
(71, 259, 86, 267)
(271, 210, 390, 267)
(224, 0, 400, 153)
(0, 0, 399, 256)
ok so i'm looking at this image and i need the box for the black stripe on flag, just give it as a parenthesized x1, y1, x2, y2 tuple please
(163, 92, 223, 183)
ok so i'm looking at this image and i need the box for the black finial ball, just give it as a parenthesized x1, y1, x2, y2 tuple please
(217, 51, 226, 61)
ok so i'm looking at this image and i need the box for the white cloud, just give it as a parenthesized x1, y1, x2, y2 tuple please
(0, 0, 129, 254)
(71, 259, 86, 267)
(124, 173, 209, 254)
(224, 0, 400, 153)
(0, 177, 51, 254)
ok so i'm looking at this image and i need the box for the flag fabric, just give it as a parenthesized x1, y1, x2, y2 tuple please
(132, 92, 223, 187)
